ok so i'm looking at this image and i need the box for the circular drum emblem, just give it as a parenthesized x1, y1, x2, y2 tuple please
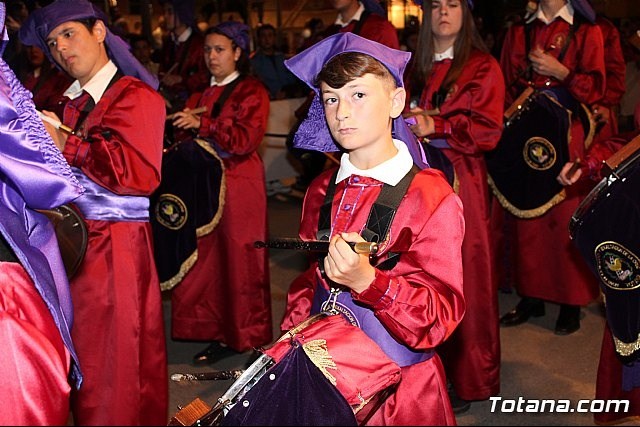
(155, 194, 188, 230)
(595, 242, 640, 290)
(523, 137, 556, 170)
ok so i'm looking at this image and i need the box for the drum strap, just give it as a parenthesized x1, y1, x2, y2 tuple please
(210, 75, 245, 118)
(317, 166, 418, 271)
(72, 71, 124, 135)
(523, 19, 580, 82)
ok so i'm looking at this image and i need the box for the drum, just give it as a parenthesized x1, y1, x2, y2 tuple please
(39, 204, 88, 279)
(570, 136, 640, 362)
(150, 138, 225, 290)
(174, 313, 402, 426)
(487, 91, 571, 218)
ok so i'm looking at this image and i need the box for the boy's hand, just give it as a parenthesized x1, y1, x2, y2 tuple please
(324, 232, 376, 294)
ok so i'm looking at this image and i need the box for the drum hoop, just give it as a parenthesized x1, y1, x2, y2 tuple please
(39, 204, 88, 279)
(569, 176, 609, 238)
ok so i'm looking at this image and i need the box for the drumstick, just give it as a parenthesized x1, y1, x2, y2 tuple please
(38, 110, 74, 134)
(170, 370, 244, 382)
(566, 158, 581, 180)
(166, 106, 208, 121)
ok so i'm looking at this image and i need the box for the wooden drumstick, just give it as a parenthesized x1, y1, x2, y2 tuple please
(566, 158, 582, 180)
(38, 111, 74, 134)
(166, 106, 208, 121)
(170, 370, 243, 382)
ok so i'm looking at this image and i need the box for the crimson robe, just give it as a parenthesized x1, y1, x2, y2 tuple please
(62, 76, 169, 425)
(0, 263, 71, 426)
(414, 50, 505, 401)
(170, 75, 273, 352)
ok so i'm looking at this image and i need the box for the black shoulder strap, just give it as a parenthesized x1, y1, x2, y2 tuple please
(75, 70, 124, 133)
(317, 166, 419, 271)
(317, 166, 419, 243)
(524, 19, 580, 81)
(211, 75, 245, 118)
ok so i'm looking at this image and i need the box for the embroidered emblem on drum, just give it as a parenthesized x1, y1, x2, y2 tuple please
(523, 137, 556, 170)
(595, 242, 640, 290)
(155, 194, 188, 230)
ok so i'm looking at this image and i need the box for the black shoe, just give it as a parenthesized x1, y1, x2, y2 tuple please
(193, 342, 238, 365)
(447, 384, 471, 414)
(500, 297, 545, 327)
(554, 304, 581, 335)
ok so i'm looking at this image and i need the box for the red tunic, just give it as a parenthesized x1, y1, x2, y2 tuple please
(170, 76, 273, 352)
(281, 168, 465, 426)
(415, 50, 505, 401)
(320, 12, 400, 49)
(0, 262, 71, 426)
(499, 18, 606, 305)
(61, 77, 169, 425)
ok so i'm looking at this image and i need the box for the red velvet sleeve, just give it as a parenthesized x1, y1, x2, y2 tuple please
(63, 79, 165, 196)
(564, 23, 606, 105)
(198, 77, 270, 156)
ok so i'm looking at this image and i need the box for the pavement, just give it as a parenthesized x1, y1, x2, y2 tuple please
(163, 188, 636, 426)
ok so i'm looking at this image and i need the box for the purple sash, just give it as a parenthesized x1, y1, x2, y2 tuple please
(72, 168, 149, 221)
(312, 284, 434, 367)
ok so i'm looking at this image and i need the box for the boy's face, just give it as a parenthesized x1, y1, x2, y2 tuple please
(320, 73, 405, 157)
(46, 20, 108, 86)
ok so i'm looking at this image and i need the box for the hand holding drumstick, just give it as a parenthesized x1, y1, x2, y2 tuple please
(170, 106, 208, 130)
(557, 158, 582, 186)
(403, 107, 441, 139)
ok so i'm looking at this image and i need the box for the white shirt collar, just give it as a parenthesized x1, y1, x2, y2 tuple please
(210, 70, 240, 87)
(335, 2, 365, 27)
(335, 139, 414, 186)
(434, 45, 455, 62)
(526, 1, 574, 25)
(174, 26, 193, 44)
(63, 60, 118, 103)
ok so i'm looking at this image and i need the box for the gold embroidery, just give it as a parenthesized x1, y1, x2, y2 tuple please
(194, 138, 226, 237)
(160, 249, 198, 291)
(613, 333, 640, 357)
(487, 174, 566, 218)
(302, 339, 338, 386)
